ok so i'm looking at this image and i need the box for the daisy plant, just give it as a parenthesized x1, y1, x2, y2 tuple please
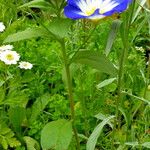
(64, 0, 132, 20)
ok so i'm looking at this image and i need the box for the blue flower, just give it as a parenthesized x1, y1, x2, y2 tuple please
(64, 0, 132, 20)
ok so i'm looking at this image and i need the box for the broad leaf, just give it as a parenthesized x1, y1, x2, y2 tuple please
(41, 119, 72, 150)
(72, 51, 117, 75)
(86, 115, 115, 150)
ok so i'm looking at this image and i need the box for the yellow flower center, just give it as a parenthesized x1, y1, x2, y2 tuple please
(6, 54, 14, 61)
(85, 7, 96, 16)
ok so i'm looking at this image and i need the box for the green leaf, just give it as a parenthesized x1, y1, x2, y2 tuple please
(0, 123, 21, 149)
(72, 50, 117, 75)
(9, 107, 26, 134)
(19, 0, 52, 11)
(0, 80, 5, 87)
(1, 138, 8, 150)
(86, 115, 115, 150)
(132, 17, 148, 42)
(29, 93, 51, 124)
(105, 19, 122, 56)
(97, 77, 116, 89)
(132, 0, 147, 23)
(23, 136, 40, 150)
(4, 27, 48, 43)
(47, 18, 73, 39)
(41, 119, 72, 150)
(125, 142, 139, 147)
(122, 91, 150, 105)
(142, 142, 150, 148)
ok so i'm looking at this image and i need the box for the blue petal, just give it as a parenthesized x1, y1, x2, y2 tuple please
(64, 5, 87, 20)
(66, 0, 81, 8)
(103, 0, 131, 16)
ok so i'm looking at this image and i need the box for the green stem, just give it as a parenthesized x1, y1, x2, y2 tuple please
(79, 70, 89, 136)
(115, 0, 136, 129)
(60, 40, 80, 150)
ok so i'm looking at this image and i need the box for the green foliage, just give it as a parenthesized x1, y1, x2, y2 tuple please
(0, 0, 149, 149)
(72, 50, 117, 75)
(29, 93, 52, 124)
(0, 123, 21, 149)
(4, 27, 48, 43)
(86, 115, 115, 150)
(9, 106, 26, 134)
(41, 119, 72, 150)
(23, 136, 40, 150)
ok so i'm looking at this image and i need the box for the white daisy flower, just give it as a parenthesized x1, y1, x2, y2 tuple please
(0, 45, 14, 52)
(0, 22, 5, 32)
(0, 50, 20, 65)
(19, 61, 33, 69)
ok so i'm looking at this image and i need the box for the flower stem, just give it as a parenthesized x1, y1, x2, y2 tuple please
(60, 40, 80, 150)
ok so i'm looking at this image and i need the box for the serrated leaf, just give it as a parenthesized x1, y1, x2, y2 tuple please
(1, 127, 11, 135)
(41, 119, 72, 150)
(97, 77, 116, 89)
(1, 138, 8, 150)
(72, 51, 117, 75)
(4, 27, 48, 43)
(86, 115, 115, 150)
(7, 137, 21, 148)
(105, 19, 121, 56)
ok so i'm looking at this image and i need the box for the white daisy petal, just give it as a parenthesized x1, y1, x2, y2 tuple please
(0, 45, 14, 51)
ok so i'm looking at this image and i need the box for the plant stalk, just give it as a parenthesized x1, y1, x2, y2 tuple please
(60, 40, 80, 150)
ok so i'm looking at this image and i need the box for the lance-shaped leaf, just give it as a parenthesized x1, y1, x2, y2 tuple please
(86, 115, 115, 150)
(4, 19, 73, 43)
(105, 19, 122, 56)
(4, 27, 48, 43)
(97, 77, 117, 89)
(19, 0, 53, 11)
(72, 51, 117, 75)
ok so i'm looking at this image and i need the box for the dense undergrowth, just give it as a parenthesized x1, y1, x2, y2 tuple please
(0, 0, 150, 149)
